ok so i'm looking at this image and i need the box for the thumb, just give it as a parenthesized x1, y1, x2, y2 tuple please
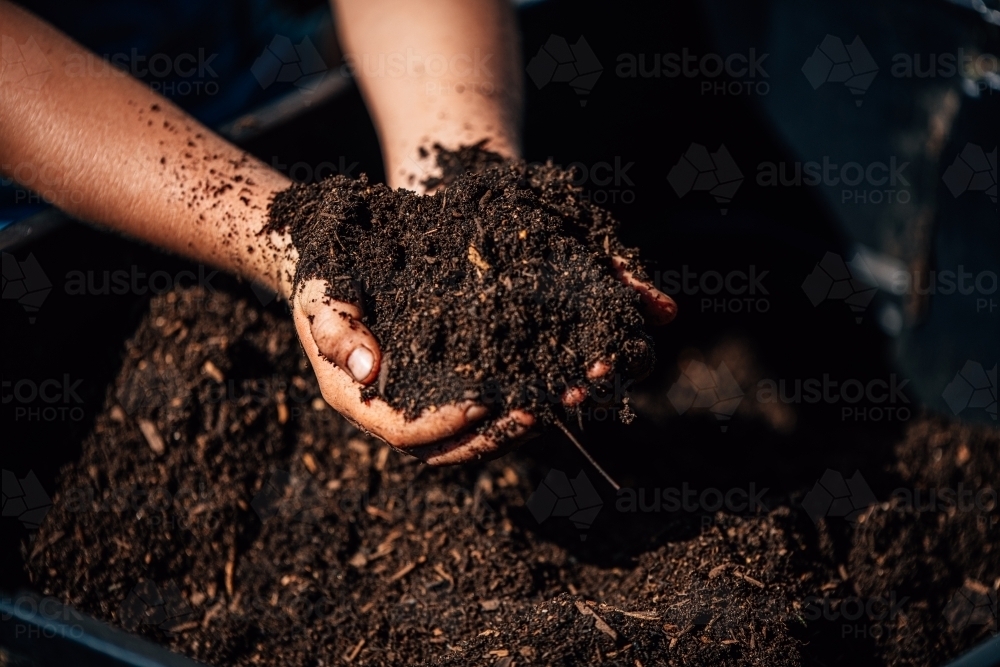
(295, 278, 381, 384)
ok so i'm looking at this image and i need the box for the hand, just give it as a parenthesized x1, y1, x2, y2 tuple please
(289, 257, 676, 465)
(290, 278, 492, 454)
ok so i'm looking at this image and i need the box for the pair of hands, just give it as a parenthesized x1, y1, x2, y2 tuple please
(0, 0, 675, 465)
(288, 255, 677, 465)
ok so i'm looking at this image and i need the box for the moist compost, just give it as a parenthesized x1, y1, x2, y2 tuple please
(19, 283, 998, 667)
(264, 145, 653, 424)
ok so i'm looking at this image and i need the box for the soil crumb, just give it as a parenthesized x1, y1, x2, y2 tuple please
(265, 145, 654, 425)
(22, 284, 998, 667)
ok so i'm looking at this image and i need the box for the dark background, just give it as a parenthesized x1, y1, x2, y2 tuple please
(2, 0, 996, 647)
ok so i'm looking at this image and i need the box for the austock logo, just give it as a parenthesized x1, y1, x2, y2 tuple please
(2, 252, 52, 323)
(526, 35, 603, 106)
(3, 375, 86, 422)
(666, 143, 743, 214)
(801, 252, 878, 324)
(803, 251, 996, 321)
(118, 580, 196, 635)
(63, 48, 220, 97)
(530, 157, 636, 206)
(890, 49, 999, 90)
(1, 593, 87, 639)
(756, 156, 912, 205)
(250, 281, 278, 307)
(801, 470, 877, 524)
(1, 160, 87, 206)
(251, 35, 327, 92)
(652, 265, 771, 315)
(270, 155, 360, 185)
(942, 361, 997, 421)
(801, 35, 879, 106)
(2, 469, 52, 530)
(615, 483, 769, 514)
(1, 34, 52, 90)
(666, 360, 744, 431)
(942, 143, 997, 204)
(667, 355, 913, 427)
(802, 468, 996, 526)
(615, 48, 770, 97)
(756, 374, 912, 423)
(56, 478, 226, 533)
(3, 251, 234, 324)
(804, 591, 910, 640)
(115, 369, 175, 418)
(62, 264, 220, 296)
(527, 469, 603, 540)
(251, 469, 326, 525)
(944, 580, 998, 635)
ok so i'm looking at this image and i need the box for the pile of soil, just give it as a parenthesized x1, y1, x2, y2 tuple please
(21, 283, 998, 667)
(264, 145, 652, 424)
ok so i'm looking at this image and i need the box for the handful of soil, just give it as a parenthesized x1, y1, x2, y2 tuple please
(265, 145, 654, 426)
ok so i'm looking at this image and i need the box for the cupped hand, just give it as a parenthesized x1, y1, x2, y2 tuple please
(291, 278, 492, 450)
(290, 257, 676, 465)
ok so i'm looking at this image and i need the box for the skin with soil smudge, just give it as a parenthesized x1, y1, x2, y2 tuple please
(265, 145, 654, 428)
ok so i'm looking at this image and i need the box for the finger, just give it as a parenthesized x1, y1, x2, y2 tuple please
(562, 386, 588, 406)
(611, 255, 677, 325)
(370, 402, 491, 448)
(587, 360, 611, 379)
(297, 345, 491, 448)
(405, 411, 536, 465)
(562, 361, 612, 406)
(295, 278, 381, 384)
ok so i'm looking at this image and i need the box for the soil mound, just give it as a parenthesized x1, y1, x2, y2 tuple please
(265, 146, 653, 424)
(22, 284, 997, 667)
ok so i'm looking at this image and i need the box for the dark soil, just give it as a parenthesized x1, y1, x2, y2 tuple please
(21, 283, 998, 667)
(264, 145, 652, 424)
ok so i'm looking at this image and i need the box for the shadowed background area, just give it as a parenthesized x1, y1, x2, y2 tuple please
(2, 1, 997, 666)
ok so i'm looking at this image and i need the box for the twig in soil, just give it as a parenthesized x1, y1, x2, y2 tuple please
(344, 638, 365, 663)
(225, 544, 236, 597)
(389, 561, 417, 582)
(553, 418, 620, 491)
(598, 605, 660, 621)
(137, 418, 165, 455)
(574, 600, 618, 640)
(733, 571, 766, 588)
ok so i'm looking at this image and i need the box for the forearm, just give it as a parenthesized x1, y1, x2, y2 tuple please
(0, 1, 295, 296)
(332, 0, 522, 190)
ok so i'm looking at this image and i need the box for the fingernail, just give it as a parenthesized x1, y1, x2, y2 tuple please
(464, 404, 489, 421)
(347, 347, 374, 383)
